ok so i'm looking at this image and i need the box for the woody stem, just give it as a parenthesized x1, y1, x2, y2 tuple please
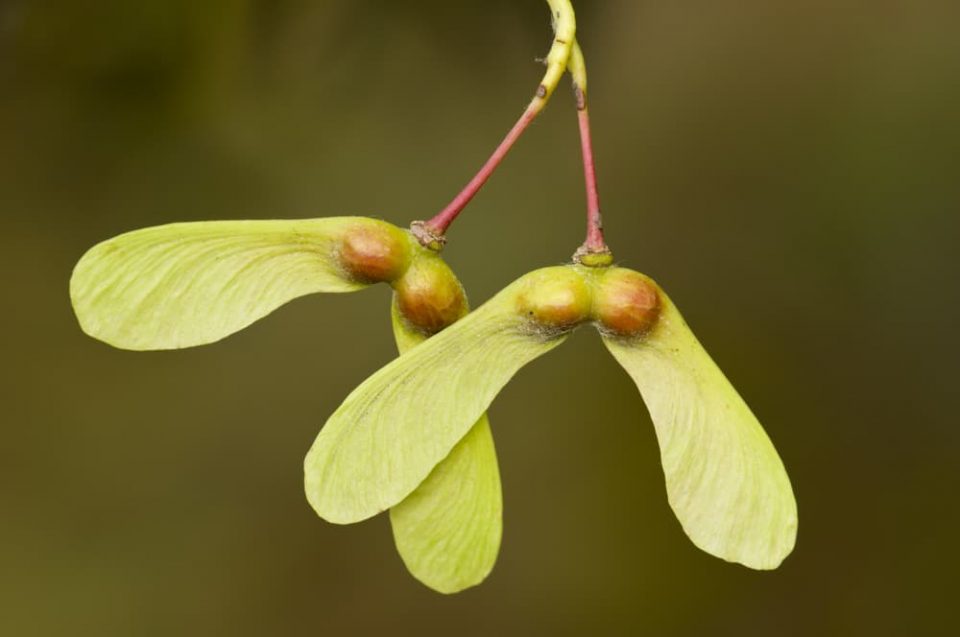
(569, 41, 612, 264)
(577, 101, 606, 252)
(420, 102, 541, 238)
(414, 0, 577, 247)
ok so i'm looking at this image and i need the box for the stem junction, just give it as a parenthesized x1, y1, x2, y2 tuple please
(569, 42, 612, 266)
(414, 0, 614, 268)
(414, 0, 577, 246)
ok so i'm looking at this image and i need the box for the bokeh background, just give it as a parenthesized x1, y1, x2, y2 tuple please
(2, 1, 959, 635)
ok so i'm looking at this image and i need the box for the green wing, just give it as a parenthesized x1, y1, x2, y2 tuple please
(305, 269, 568, 525)
(388, 296, 502, 594)
(70, 218, 388, 350)
(602, 289, 797, 570)
(390, 414, 501, 594)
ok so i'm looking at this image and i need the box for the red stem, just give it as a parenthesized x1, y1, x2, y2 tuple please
(576, 105, 608, 254)
(423, 101, 542, 236)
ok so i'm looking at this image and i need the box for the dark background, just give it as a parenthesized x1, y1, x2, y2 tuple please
(2, 1, 958, 635)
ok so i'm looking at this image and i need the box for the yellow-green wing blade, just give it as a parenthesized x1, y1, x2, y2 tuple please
(305, 269, 568, 525)
(602, 289, 797, 570)
(390, 414, 501, 594)
(70, 217, 394, 350)
(388, 297, 502, 594)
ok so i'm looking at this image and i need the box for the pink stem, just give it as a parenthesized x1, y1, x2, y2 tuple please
(423, 101, 542, 236)
(576, 105, 608, 254)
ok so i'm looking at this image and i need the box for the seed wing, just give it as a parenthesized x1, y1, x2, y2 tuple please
(70, 218, 382, 350)
(602, 290, 797, 569)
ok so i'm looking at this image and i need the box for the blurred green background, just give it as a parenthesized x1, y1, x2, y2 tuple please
(2, 0, 959, 635)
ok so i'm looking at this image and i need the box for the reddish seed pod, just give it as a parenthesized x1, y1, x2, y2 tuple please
(393, 256, 467, 335)
(516, 268, 592, 331)
(339, 223, 410, 284)
(593, 268, 661, 336)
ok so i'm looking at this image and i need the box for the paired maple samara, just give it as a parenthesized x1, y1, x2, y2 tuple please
(71, 216, 797, 593)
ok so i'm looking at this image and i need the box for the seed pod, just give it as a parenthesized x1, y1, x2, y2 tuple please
(593, 268, 661, 337)
(338, 222, 411, 284)
(393, 254, 468, 336)
(515, 267, 592, 331)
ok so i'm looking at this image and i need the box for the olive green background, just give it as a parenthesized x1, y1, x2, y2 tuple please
(2, 1, 958, 635)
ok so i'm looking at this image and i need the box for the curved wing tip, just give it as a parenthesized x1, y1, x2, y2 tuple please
(304, 493, 360, 526)
(740, 546, 796, 571)
(675, 509, 798, 571)
(75, 324, 218, 351)
(73, 319, 133, 351)
(699, 533, 797, 571)
(428, 581, 484, 595)
(303, 480, 387, 526)
(409, 569, 493, 595)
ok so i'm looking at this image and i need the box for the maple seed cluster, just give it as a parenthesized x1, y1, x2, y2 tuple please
(68, 0, 799, 596)
(516, 267, 661, 337)
(340, 221, 664, 340)
(339, 224, 467, 335)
